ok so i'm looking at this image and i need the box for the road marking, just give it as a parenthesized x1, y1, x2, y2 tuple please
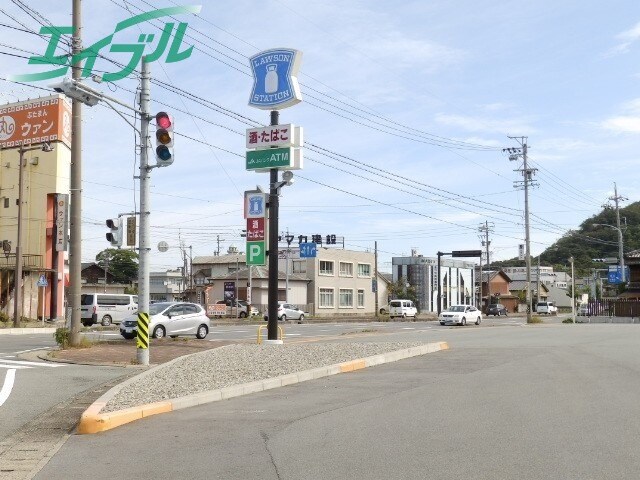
(402, 327, 416, 330)
(0, 369, 16, 407)
(286, 333, 302, 336)
(0, 364, 31, 370)
(14, 347, 51, 354)
(0, 359, 66, 368)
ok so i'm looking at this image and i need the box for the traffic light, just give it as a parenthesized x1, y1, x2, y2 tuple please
(106, 218, 123, 247)
(155, 111, 174, 167)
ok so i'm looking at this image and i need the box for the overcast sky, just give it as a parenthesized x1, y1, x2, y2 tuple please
(1, 1, 639, 272)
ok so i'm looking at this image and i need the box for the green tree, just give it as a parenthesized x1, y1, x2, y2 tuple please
(96, 248, 139, 285)
(387, 276, 417, 304)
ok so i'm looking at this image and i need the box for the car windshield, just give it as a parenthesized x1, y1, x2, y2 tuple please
(149, 302, 173, 315)
(448, 306, 466, 312)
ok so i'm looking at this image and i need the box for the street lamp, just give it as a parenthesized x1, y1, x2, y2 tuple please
(592, 223, 625, 282)
(569, 256, 575, 324)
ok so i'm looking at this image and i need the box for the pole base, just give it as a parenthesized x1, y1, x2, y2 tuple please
(262, 339, 283, 346)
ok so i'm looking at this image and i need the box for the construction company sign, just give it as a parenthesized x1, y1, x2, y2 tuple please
(0, 96, 72, 149)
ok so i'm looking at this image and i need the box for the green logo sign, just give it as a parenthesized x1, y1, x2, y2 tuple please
(9, 6, 201, 82)
(246, 147, 293, 170)
(246, 241, 266, 266)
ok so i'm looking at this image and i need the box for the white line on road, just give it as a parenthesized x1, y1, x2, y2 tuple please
(14, 347, 51, 354)
(0, 364, 31, 370)
(402, 327, 416, 330)
(0, 369, 16, 407)
(0, 359, 66, 368)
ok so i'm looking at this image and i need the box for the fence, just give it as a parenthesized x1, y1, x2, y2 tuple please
(585, 299, 640, 317)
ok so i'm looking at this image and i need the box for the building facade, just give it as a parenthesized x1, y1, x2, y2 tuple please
(392, 254, 476, 313)
(0, 95, 72, 320)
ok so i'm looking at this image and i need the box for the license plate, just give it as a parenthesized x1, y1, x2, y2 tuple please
(125, 328, 133, 333)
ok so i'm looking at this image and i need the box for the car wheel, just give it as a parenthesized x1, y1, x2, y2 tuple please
(82, 321, 91, 327)
(280, 314, 286, 322)
(101, 315, 112, 327)
(196, 324, 208, 339)
(153, 325, 166, 339)
(475, 316, 481, 325)
(461, 317, 467, 326)
(169, 335, 178, 339)
(402, 313, 406, 319)
(239, 311, 247, 318)
(121, 332, 135, 340)
(440, 322, 445, 326)
(298, 314, 304, 322)
(380, 309, 387, 315)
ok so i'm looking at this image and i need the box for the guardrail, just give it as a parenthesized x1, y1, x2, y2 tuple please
(257, 325, 283, 344)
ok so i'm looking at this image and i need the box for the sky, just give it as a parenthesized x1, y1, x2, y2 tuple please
(1, 0, 639, 273)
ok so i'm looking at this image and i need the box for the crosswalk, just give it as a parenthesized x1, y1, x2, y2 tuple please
(0, 356, 66, 370)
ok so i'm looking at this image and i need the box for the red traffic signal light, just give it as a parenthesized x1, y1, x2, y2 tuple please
(155, 112, 174, 166)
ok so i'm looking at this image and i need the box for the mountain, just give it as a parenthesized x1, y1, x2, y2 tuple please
(492, 201, 640, 276)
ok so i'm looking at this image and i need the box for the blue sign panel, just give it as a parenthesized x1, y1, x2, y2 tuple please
(249, 48, 302, 110)
(299, 242, 317, 258)
(608, 266, 629, 284)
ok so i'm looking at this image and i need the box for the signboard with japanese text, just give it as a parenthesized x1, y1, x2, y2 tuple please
(247, 218, 265, 241)
(246, 124, 303, 149)
(0, 96, 71, 149)
(126, 216, 136, 247)
(207, 304, 227, 316)
(224, 282, 236, 301)
(249, 48, 303, 110)
(55, 194, 68, 252)
(246, 147, 303, 171)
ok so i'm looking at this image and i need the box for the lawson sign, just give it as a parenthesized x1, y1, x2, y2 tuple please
(249, 48, 302, 110)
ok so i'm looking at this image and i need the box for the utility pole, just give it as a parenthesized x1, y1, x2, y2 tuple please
(267, 110, 280, 341)
(136, 59, 151, 366)
(505, 137, 537, 322)
(69, 0, 83, 345)
(478, 221, 493, 310)
(374, 241, 379, 318)
(608, 182, 627, 282)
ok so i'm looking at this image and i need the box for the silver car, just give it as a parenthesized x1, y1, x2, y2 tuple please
(439, 304, 482, 326)
(264, 302, 305, 322)
(120, 302, 210, 340)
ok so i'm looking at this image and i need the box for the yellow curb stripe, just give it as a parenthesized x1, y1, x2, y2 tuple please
(77, 401, 172, 434)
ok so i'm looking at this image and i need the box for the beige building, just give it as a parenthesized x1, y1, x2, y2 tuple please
(190, 246, 389, 317)
(0, 95, 72, 320)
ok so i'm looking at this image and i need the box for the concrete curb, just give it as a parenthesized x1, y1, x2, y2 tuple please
(0, 327, 57, 335)
(77, 341, 449, 434)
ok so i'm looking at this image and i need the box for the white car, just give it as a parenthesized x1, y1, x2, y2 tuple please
(120, 302, 210, 340)
(389, 299, 418, 319)
(536, 301, 558, 315)
(264, 302, 305, 322)
(439, 304, 482, 326)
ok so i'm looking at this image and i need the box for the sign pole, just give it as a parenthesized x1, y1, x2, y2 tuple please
(267, 110, 280, 341)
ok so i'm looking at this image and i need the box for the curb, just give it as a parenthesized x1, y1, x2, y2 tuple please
(0, 327, 57, 335)
(77, 341, 449, 434)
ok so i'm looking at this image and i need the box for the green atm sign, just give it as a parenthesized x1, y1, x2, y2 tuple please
(246, 147, 293, 171)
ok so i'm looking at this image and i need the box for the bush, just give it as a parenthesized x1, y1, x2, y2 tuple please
(562, 318, 575, 323)
(54, 327, 70, 348)
(0, 311, 9, 324)
(528, 316, 543, 324)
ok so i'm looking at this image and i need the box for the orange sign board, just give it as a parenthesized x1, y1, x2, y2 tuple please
(0, 95, 71, 149)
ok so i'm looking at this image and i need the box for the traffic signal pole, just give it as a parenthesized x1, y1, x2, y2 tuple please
(137, 59, 151, 366)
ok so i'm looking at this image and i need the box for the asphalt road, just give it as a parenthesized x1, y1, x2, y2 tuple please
(36, 321, 640, 480)
(0, 334, 130, 441)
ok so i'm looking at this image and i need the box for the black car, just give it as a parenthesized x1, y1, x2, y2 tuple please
(486, 303, 507, 316)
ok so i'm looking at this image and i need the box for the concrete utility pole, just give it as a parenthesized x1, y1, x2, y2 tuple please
(609, 182, 627, 282)
(478, 221, 493, 309)
(505, 137, 537, 322)
(69, 0, 83, 345)
(374, 241, 379, 318)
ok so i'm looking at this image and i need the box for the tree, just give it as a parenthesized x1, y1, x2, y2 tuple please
(96, 249, 139, 285)
(387, 276, 417, 304)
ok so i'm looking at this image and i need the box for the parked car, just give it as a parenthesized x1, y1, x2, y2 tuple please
(119, 302, 210, 340)
(536, 301, 558, 315)
(214, 299, 258, 318)
(80, 293, 138, 326)
(486, 303, 508, 316)
(264, 302, 305, 322)
(389, 299, 418, 319)
(379, 304, 389, 315)
(577, 303, 589, 316)
(439, 304, 482, 326)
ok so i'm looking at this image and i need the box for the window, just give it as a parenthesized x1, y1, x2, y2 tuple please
(319, 288, 334, 308)
(339, 289, 353, 308)
(357, 289, 365, 308)
(339, 262, 353, 277)
(357, 263, 371, 277)
(319, 260, 334, 275)
(292, 260, 306, 274)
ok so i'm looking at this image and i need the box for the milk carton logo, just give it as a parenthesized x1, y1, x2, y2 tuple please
(249, 48, 302, 110)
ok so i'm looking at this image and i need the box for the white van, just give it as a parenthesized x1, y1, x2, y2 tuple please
(389, 299, 418, 320)
(536, 301, 557, 315)
(81, 293, 138, 326)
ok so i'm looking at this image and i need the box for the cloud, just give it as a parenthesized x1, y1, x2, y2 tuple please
(601, 98, 640, 133)
(606, 21, 640, 56)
